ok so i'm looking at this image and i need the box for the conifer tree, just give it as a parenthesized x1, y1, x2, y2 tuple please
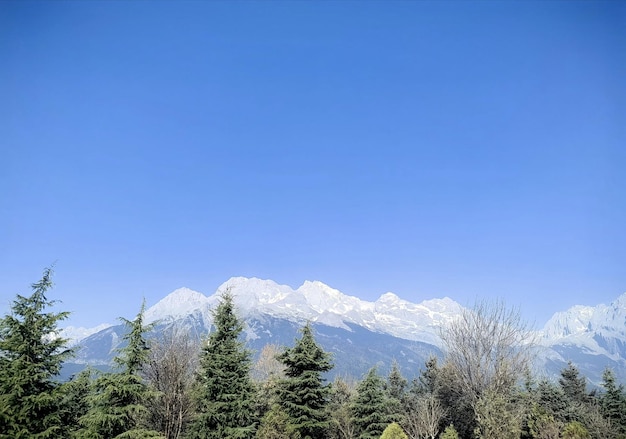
(351, 367, 390, 439)
(559, 362, 588, 404)
(186, 291, 257, 439)
(385, 360, 407, 423)
(600, 368, 626, 435)
(78, 301, 162, 438)
(276, 322, 333, 439)
(0, 267, 73, 438)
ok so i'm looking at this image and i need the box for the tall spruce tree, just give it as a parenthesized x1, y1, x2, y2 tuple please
(559, 362, 588, 404)
(0, 267, 73, 439)
(186, 291, 256, 439)
(600, 368, 626, 435)
(277, 322, 333, 439)
(351, 367, 391, 439)
(78, 301, 162, 438)
(385, 361, 407, 424)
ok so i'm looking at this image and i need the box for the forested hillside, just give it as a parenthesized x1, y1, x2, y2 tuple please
(2, 270, 625, 439)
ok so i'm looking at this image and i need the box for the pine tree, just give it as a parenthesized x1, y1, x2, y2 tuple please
(351, 367, 390, 439)
(58, 369, 95, 437)
(78, 301, 163, 438)
(186, 291, 257, 439)
(385, 361, 407, 424)
(276, 322, 333, 439)
(600, 368, 626, 435)
(0, 267, 73, 438)
(559, 362, 588, 404)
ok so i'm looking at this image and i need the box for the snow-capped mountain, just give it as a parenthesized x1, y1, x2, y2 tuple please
(60, 323, 113, 346)
(537, 293, 626, 382)
(64, 277, 626, 385)
(144, 277, 462, 346)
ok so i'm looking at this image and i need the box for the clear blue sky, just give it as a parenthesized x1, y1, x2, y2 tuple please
(1, 1, 624, 328)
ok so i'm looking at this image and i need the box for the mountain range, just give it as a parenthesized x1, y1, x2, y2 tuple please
(62, 277, 626, 385)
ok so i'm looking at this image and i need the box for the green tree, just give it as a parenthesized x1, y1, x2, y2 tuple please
(59, 369, 96, 438)
(0, 267, 73, 438)
(600, 368, 626, 435)
(277, 322, 333, 439)
(379, 422, 407, 439)
(562, 421, 590, 439)
(78, 301, 162, 438)
(559, 362, 588, 404)
(186, 291, 257, 439)
(256, 404, 298, 439)
(474, 389, 522, 439)
(351, 367, 390, 439)
(439, 424, 459, 439)
(327, 376, 356, 439)
(384, 361, 407, 424)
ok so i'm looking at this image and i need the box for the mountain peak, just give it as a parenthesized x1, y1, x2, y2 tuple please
(144, 287, 210, 324)
(377, 292, 402, 303)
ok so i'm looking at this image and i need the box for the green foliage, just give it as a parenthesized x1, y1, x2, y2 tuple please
(0, 267, 73, 438)
(474, 389, 521, 439)
(58, 368, 96, 437)
(439, 424, 459, 439)
(433, 362, 476, 439)
(522, 402, 561, 439)
(327, 376, 356, 439)
(379, 422, 407, 439)
(256, 404, 299, 439)
(78, 302, 162, 438)
(418, 355, 440, 394)
(276, 322, 333, 439)
(559, 362, 588, 404)
(186, 291, 257, 439)
(562, 420, 590, 439)
(601, 368, 626, 435)
(384, 361, 407, 424)
(351, 367, 391, 439)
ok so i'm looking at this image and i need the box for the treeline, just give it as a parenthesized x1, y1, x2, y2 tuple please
(1, 269, 625, 439)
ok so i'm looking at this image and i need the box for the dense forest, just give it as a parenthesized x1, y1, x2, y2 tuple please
(1, 269, 625, 439)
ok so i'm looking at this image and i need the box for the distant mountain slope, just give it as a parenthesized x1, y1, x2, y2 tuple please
(63, 277, 626, 385)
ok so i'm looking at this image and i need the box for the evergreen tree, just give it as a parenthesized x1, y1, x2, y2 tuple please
(418, 356, 440, 394)
(351, 367, 390, 439)
(59, 369, 96, 438)
(277, 322, 333, 439)
(186, 291, 257, 439)
(600, 368, 626, 435)
(559, 362, 588, 404)
(78, 301, 162, 438)
(0, 267, 73, 438)
(385, 361, 407, 423)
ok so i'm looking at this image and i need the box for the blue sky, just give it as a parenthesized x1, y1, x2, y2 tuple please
(1, 1, 624, 328)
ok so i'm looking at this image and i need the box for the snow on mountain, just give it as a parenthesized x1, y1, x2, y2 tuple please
(144, 287, 214, 324)
(539, 292, 626, 361)
(137, 277, 464, 346)
(60, 323, 113, 346)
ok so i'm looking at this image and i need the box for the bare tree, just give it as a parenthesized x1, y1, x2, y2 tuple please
(440, 299, 535, 411)
(403, 393, 446, 439)
(143, 328, 198, 439)
(251, 343, 285, 383)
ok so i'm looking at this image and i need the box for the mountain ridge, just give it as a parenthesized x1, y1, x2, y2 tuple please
(63, 277, 626, 384)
